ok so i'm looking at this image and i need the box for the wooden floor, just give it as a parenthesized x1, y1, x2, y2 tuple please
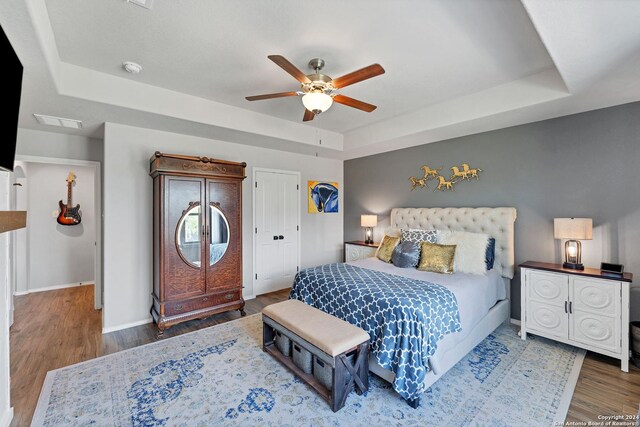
(9, 285, 288, 426)
(10, 286, 640, 426)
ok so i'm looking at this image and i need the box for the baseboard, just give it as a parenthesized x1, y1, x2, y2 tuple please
(243, 293, 255, 301)
(510, 318, 521, 326)
(14, 281, 94, 296)
(102, 317, 153, 334)
(0, 407, 13, 427)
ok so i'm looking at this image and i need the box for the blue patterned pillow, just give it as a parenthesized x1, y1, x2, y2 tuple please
(485, 238, 496, 270)
(401, 228, 438, 244)
(392, 241, 420, 268)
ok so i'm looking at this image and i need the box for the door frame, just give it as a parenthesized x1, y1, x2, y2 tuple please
(13, 155, 103, 314)
(251, 167, 301, 299)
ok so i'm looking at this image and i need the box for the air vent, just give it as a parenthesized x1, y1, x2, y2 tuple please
(127, 0, 153, 9)
(33, 114, 83, 129)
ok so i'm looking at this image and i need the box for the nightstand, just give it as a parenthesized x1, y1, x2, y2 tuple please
(344, 241, 379, 262)
(520, 261, 633, 372)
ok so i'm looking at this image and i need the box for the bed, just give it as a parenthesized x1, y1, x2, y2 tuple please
(290, 207, 517, 407)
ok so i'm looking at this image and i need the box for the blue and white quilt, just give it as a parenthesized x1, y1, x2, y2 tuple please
(289, 263, 461, 402)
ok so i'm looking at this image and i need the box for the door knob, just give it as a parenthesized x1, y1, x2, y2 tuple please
(278, 235, 284, 240)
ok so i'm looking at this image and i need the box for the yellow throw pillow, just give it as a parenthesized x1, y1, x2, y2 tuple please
(376, 235, 400, 263)
(417, 242, 457, 274)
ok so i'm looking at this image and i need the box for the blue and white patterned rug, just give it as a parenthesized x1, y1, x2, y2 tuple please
(33, 314, 584, 426)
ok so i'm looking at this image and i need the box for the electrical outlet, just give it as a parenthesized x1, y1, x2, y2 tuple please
(52, 210, 59, 218)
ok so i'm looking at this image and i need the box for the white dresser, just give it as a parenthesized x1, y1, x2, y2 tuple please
(520, 261, 632, 372)
(344, 241, 378, 262)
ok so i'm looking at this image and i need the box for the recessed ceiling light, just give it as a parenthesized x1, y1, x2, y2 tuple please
(127, 0, 153, 10)
(33, 114, 83, 129)
(123, 61, 143, 74)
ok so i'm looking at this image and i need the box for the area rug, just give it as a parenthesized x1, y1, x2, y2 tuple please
(33, 314, 584, 426)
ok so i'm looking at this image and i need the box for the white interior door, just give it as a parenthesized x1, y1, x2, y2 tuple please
(279, 173, 299, 284)
(254, 170, 299, 296)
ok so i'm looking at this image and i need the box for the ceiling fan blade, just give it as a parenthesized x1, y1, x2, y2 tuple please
(303, 109, 315, 122)
(268, 55, 311, 84)
(333, 94, 377, 112)
(245, 91, 299, 101)
(331, 64, 385, 89)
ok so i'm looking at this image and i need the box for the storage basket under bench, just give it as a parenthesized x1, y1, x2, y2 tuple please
(262, 299, 370, 412)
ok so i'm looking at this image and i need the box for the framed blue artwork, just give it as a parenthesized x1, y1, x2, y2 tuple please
(308, 181, 338, 213)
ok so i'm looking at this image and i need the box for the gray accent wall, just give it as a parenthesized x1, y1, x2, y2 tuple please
(344, 101, 640, 321)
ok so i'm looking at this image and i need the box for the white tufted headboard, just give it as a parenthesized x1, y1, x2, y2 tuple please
(390, 207, 517, 279)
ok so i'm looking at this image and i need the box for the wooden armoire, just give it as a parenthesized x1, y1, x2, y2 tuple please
(150, 152, 246, 333)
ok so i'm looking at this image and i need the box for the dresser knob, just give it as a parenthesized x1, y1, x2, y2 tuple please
(225, 293, 234, 300)
(203, 297, 209, 302)
(175, 305, 183, 311)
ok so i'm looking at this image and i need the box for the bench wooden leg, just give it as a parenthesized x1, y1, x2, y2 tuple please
(356, 343, 369, 395)
(330, 343, 370, 412)
(331, 359, 347, 412)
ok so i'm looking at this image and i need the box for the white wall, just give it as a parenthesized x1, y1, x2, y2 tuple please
(25, 163, 95, 290)
(0, 171, 14, 426)
(15, 128, 104, 308)
(103, 123, 343, 331)
(16, 128, 103, 163)
(12, 162, 28, 294)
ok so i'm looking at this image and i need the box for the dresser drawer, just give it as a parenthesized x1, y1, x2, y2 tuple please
(527, 270, 568, 306)
(165, 290, 242, 316)
(569, 309, 620, 353)
(570, 277, 619, 314)
(345, 244, 377, 262)
(568, 277, 621, 353)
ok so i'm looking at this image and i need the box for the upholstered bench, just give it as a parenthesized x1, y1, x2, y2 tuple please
(262, 299, 370, 412)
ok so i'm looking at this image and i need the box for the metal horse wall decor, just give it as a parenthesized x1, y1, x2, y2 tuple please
(409, 163, 483, 192)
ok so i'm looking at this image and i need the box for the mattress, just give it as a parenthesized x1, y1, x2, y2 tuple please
(348, 257, 506, 374)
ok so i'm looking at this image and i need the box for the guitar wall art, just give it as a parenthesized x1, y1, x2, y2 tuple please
(57, 171, 82, 226)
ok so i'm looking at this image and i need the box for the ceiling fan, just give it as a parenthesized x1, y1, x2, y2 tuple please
(245, 55, 385, 122)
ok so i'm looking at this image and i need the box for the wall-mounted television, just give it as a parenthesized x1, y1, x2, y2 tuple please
(0, 24, 23, 172)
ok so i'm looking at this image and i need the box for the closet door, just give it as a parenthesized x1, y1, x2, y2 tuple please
(165, 176, 205, 300)
(254, 171, 282, 295)
(205, 179, 242, 293)
(254, 171, 299, 296)
(279, 173, 299, 284)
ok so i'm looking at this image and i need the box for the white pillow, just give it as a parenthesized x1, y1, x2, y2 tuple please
(384, 227, 401, 238)
(438, 230, 489, 275)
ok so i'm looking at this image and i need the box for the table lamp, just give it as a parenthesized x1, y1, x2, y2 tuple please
(554, 218, 593, 270)
(361, 215, 377, 244)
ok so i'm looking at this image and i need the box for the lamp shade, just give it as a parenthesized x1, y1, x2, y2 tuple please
(302, 92, 333, 113)
(554, 218, 593, 240)
(361, 215, 378, 228)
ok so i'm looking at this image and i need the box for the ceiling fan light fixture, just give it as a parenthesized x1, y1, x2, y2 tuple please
(246, 55, 384, 121)
(302, 92, 333, 114)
